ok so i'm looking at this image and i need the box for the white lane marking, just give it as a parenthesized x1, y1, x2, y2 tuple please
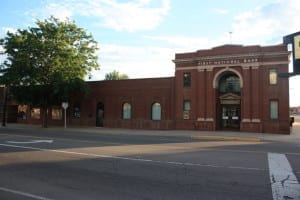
(6, 140, 53, 144)
(0, 143, 265, 171)
(0, 186, 53, 200)
(268, 153, 300, 200)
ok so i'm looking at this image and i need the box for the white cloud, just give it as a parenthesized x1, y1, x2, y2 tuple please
(25, 2, 72, 21)
(146, 0, 300, 49)
(1, 27, 17, 35)
(44, 3, 73, 20)
(0, 27, 17, 62)
(96, 0, 170, 32)
(27, 0, 170, 32)
(212, 8, 229, 15)
(91, 43, 174, 80)
(91, 33, 224, 80)
(144, 35, 211, 52)
(230, 0, 300, 45)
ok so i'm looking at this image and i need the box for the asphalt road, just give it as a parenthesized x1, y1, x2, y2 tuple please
(0, 127, 299, 200)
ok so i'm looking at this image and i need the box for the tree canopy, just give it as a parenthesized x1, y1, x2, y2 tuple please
(0, 16, 99, 127)
(105, 70, 129, 80)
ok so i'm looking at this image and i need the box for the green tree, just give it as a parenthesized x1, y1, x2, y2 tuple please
(0, 16, 99, 127)
(105, 70, 129, 80)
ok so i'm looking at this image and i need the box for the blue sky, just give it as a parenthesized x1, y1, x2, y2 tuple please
(1, 0, 300, 106)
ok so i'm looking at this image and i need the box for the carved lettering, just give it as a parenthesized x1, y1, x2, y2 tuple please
(198, 58, 257, 66)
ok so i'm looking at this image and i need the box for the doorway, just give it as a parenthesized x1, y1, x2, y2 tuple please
(96, 102, 104, 127)
(221, 104, 240, 130)
(217, 72, 241, 130)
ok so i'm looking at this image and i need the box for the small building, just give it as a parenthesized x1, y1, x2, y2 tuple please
(18, 44, 291, 134)
(290, 106, 300, 115)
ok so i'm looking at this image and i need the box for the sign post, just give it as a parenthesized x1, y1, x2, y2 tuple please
(282, 31, 300, 77)
(62, 102, 69, 128)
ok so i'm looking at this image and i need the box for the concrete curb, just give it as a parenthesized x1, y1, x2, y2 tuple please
(4, 123, 300, 143)
(191, 135, 262, 142)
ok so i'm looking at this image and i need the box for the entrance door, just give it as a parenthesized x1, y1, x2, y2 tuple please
(221, 105, 240, 130)
(96, 102, 104, 127)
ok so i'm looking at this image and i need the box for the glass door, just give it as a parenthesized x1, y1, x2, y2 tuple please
(221, 105, 240, 130)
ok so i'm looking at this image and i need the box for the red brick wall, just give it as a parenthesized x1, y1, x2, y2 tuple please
(70, 77, 175, 129)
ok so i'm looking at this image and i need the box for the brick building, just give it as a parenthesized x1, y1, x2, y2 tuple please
(173, 44, 290, 134)
(17, 44, 290, 134)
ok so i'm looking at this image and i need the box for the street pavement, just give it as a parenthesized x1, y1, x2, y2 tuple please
(6, 115, 300, 143)
(0, 116, 299, 200)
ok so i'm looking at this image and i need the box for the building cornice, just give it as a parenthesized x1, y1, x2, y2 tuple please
(173, 51, 290, 64)
(175, 61, 289, 71)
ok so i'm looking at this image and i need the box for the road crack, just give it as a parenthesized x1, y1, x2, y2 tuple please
(281, 175, 290, 187)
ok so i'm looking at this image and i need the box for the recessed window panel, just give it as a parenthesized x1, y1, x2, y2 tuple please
(183, 100, 191, 111)
(123, 103, 131, 120)
(152, 103, 161, 120)
(74, 104, 80, 118)
(183, 72, 191, 87)
(219, 74, 240, 93)
(269, 69, 277, 85)
(270, 100, 278, 120)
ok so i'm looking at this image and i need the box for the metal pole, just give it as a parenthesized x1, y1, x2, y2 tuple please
(229, 31, 233, 44)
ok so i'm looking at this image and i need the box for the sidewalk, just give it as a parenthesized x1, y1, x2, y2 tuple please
(3, 119, 300, 143)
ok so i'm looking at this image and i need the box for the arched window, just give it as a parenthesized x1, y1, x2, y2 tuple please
(219, 74, 240, 94)
(151, 102, 161, 120)
(123, 102, 131, 119)
(74, 103, 80, 118)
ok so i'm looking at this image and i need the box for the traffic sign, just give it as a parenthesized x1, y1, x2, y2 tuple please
(283, 31, 300, 75)
(62, 102, 69, 109)
(62, 102, 68, 128)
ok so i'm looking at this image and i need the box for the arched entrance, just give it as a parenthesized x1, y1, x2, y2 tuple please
(217, 73, 241, 130)
(96, 102, 104, 127)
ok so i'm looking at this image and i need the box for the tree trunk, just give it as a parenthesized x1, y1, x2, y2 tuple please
(1, 87, 8, 127)
(42, 99, 48, 128)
